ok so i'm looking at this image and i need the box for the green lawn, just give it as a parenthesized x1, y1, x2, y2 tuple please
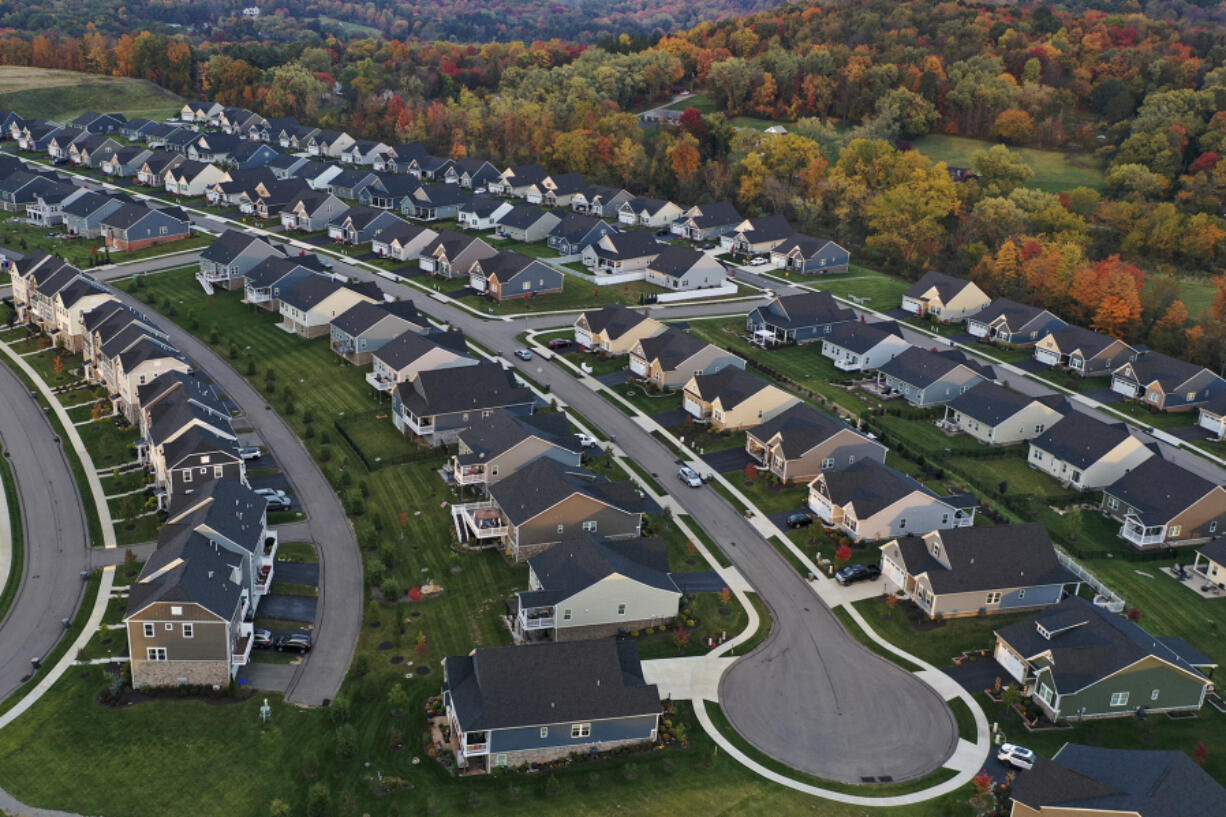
(727, 472, 809, 516)
(871, 414, 989, 457)
(0, 66, 184, 121)
(456, 277, 668, 315)
(0, 213, 208, 268)
(943, 452, 1065, 499)
(907, 134, 1106, 193)
(852, 597, 1035, 669)
(1096, 400, 1195, 431)
(75, 417, 140, 469)
(609, 380, 682, 415)
(766, 265, 912, 308)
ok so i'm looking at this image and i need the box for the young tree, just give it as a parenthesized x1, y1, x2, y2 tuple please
(387, 683, 408, 713)
(415, 632, 429, 659)
(672, 628, 691, 653)
(835, 544, 853, 564)
(718, 586, 732, 605)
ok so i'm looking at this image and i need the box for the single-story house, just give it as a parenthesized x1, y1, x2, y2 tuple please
(525, 172, 586, 207)
(457, 196, 513, 231)
(966, 297, 1067, 346)
(327, 206, 408, 245)
(644, 245, 727, 291)
(404, 183, 472, 221)
(746, 291, 854, 346)
(617, 196, 683, 229)
(546, 213, 617, 255)
(670, 201, 742, 241)
(1198, 392, 1226, 440)
(745, 402, 886, 483)
(100, 205, 191, 253)
(876, 347, 990, 407)
(720, 214, 792, 256)
(279, 190, 348, 232)
(61, 191, 127, 239)
(1101, 457, 1226, 549)
(581, 230, 662, 273)
(571, 185, 633, 218)
(469, 251, 564, 301)
(164, 160, 228, 198)
(494, 204, 561, 243)
(488, 164, 548, 198)
(419, 231, 499, 279)
(682, 367, 799, 431)
(1034, 326, 1136, 377)
(768, 233, 850, 275)
(629, 327, 745, 389)
(1027, 413, 1153, 491)
(819, 320, 910, 372)
(1110, 352, 1226, 413)
(942, 381, 1068, 446)
(573, 304, 666, 356)
(370, 221, 439, 262)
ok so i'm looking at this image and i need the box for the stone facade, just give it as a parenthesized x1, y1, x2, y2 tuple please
(554, 618, 671, 642)
(501, 736, 652, 768)
(131, 658, 231, 689)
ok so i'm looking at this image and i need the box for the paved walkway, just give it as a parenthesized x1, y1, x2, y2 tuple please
(0, 452, 11, 611)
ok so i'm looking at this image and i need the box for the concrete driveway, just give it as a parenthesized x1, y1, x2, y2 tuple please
(237, 661, 297, 693)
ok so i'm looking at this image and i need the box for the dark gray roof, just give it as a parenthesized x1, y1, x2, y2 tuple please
(772, 232, 842, 260)
(475, 250, 536, 278)
(422, 229, 488, 259)
(820, 459, 946, 518)
(526, 533, 677, 598)
(543, 172, 586, 195)
(648, 245, 709, 278)
(199, 229, 273, 264)
(137, 371, 225, 417)
(161, 425, 240, 470)
(969, 297, 1065, 335)
(735, 213, 791, 242)
(746, 402, 864, 458)
(634, 327, 710, 370)
(443, 639, 659, 732)
(374, 329, 469, 370)
(687, 367, 774, 410)
(127, 531, 243, 620)
(277, 275, 348, 311)
(460, 195, 504, 218)
(456, 409, 579, 464)
(1041, 325, 1126, 358)
(148, 393, 233, 447)
(497, 202, 552, 230)
(330, 301, 399, 336)
(877, 347, 986, 389)
(168, 478, 267, 553)
(1030, 413, 1140, 469)
(489, 458, 644, 526)
(824, 320, 905, 355)
(578, 304, 651, 340)
(502, 164, 547, 186)
(395, 362, 532, 418)
(946, 380, 1058, 427)
(683, 201, 741, 228)
(994, 597, 1211, 695)
(1103, 457, 1219, 525)
(754, 291, 853, 329)
(116, 336, 185, 372)
(244, 257, 317, 289)
(1012, 744, 1226, 817)
(1199, 535, 1226, 567)
(892, 524, 1075, 595)
(1120, 351, 1214, 390)
(622, 195, 670, 214)
(593, 230, 661, 260)
(548, 212, 612, 244)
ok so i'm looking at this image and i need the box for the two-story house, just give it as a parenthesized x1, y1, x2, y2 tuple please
(328, 300, 427, 365)
(682, 367, 799, 431)
(197, 229, 284, 291)
(392, 361, 534, 445)
(366, 329, 474, 393)
(101, 205, 191, 253)
(278, 276, 381, 339)
(449, 410, 583, 494)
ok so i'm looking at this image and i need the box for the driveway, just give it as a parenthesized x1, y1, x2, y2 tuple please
(700, 447, 754, 474)
(274, 560, 319, 585)
(237, 661, 296, 693)
(258, 594, 317, 622)
(0, 360, 91, 701)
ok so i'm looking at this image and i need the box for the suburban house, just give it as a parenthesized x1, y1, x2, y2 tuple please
(357, 174, 421, 211)
(329, 300, 427, 365)
(372, 143, 428, 174)
(573, 304, 666, 356)
(745, 402, 887, 483)
(278, 276, 381, 339)
(1009, 744, 1226, 817)
(307, 129, 357, 158)
(1192, 536, 1226, 593)
(279, 190, 348, 232)
(457, 196, 513, 231)
(1033, 326, 1136, 377)
(746, 291, 854, 345)
(404, 183, 472, 221)
(670, 201, 742, 241)
(993, 597, 1215, 721)
(25, 183, 85, 226)
(418, 231, 498, 279)
(546, 213, 617, 255)
(644, 245, 727, 291)
(301, 163, 344, 191)
(1110, 352, 1226, 412)
(807, 459, 977, 542)
(10, 252, 80, 328)
(876, 347, 990, 407)
(341, 139, 390, 166)
(136, 152, 186, 187)
(513, 534, 681, 642)
(459, 458, 645, 561)
(157, 425, 245, 503)
(571, 185, 633, 217)
(720, 214, 793, 256)
(61, 191, 127, 239)
(580, 230, 662, 273)
(101, 205, 191, 253)
(46, 127, 85, 160)
(145, 398, 237, 498)
(197, 230, 284, 290)
(367, 329, 474, 393)
(494, 204, 561, 243)
(180, 101, 224, 123)
(164, 160, 228, 198)
(453, 158, 501, 190)
(218, 107, 265, 136)
(681, 367, 799, 431)
(112, 337, 193, 422)
(441, 639, 660, 772)
(617, 196, 683, 228)
(409, 155, 457, 182)
(768, 233, 850, 275)
(1100, 457, 1226, 549)
(629, 327, 746, 389)
(819, 320, 910, 372)
(525, 172, 587, 207)
(67, 134, 122, 168)
(966, 298, 1067, 346)
(879, 524, 1078, 619)
(469, 251, 564, 301)
(72, 111, 126, 134)
(186, 132, 241, 164)
(136, 372, 229, 444)
(942, 381, 1068, 446)
(100, 147, 153, 178)
(449, 410, 583, 493)
(392, 361, 534, 445)
(1198, 392, 1226, 440)
(370, 221, 438, 262)
(49, 277, 119, 352)
(326, 168, 379, 201)
(242, 257, 318, 311)
(327, 206, 407, 245)
(1027, 413, 1153, 491)
(488, 164, 548, 198)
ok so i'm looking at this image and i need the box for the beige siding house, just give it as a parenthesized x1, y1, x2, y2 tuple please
(745, 403, 886, 483)
(1101, 457, 1226, 549)
(629, 327, 745, 390)
(449, 411, 582, 493)
(900, 271, 990, 322)
(1027, 413, 1153, 491)
(681, 367, 799, 431)
(278, 276, 380, 339)
(573, 304, 665, 356)
(943, 382, 1067, 446)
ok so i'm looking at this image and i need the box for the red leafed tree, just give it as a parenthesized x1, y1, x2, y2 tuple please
(1194, 741, 1210, 765)
(972, 771, 993, 796)
(745, 463, 758, 479)
(408, 586, 423, 603)
(835, 544, 853, 563)
(672, 628, 691, 653)
(1128, 607, 1142, 621)
(679, 106, 706, 137)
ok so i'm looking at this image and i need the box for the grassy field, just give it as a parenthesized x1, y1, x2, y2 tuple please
(907, 134, 1106, 193)
(765, 265, 912, 308)
(0, 213, 210, 269)
(456, 277, 669, 315)
(662, 93, 783, 131)
(852, 597, 1034, 669)
(0, 66, 184, 121)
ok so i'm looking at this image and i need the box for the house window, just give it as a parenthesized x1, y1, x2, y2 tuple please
(495, 754, 508, 767)
(182, 623, 194, 638)
(540, 727, 549, 738)
(1169, 525, 1182, 538)
(899, 518, 907, 529)
(214, 466, 224, 479)
(985, 592, 1002, 605)
(1211, 521, 1219, 534)
(165, 623, 174, 631)
(490, 465, 499, 477)
(147, 647, 167, 661)
(556, 524, 565, 535)
(1110, 691, 1129, 707)
(1018, 589, 1026, 599)
(562, 608, 572, 621)
(1151, 689, 1160, 701)
(821, 458, 835, 469)
(582, 521, 598, 533)
(170, 606, 182, 616)
(1034, 424, 1045, 434)
(522, 281, 531, 291)
(1106, 496, 1118, 511)
(1038, 683, 1054, 704)
(159, 226, 168, 235)
(571, 723, 591, 739)
(143, 623, 155, 638)
(941, 513, 949, 525)
(1033, 451, 1043, 462)
(617, 603, 627, 616)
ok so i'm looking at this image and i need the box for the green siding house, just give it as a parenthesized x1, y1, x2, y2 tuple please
(993, 597, 1215, 721)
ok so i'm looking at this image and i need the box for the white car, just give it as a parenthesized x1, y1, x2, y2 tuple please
(678, 467, 703, 488)
(514, 349, 533, 361)
(997, 743, 1036, 770)
(748, 256, 769, 266)
(237, 446, 262, 460)
(253, 487, 288, 499)
(576, 433, 598, 448)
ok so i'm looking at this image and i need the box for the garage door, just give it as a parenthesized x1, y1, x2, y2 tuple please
(994, 641, 1028, 684)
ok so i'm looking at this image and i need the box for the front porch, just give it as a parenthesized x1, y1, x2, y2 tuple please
(231, 622, 254, 669)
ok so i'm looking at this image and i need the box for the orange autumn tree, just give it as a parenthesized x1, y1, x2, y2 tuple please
(1086, 256, 1145, 339)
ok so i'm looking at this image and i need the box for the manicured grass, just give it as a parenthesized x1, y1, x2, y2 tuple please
(0, 453, 26, 629)
(831, 606, 924, 673)
(0, 213, 206, 269)
(636, 590, 748, 659)
(948, 698, 978, 742)
(872, 414, 988, 457)
(767, 265, 913, 308)
(271, 581, 318, 598)
(75, 418, 139, 469)
(685, 317, 871, 416)
(728, 472, 809, 516)
(457, 277, 667, 315)
(486, 237, 562, 259)
(609, 380, 682, 415)
(907, 134, 1106, 193)
(679, 515, 733, 567)
(852, 597, 1035, 670)
(943, 452, 1065, 499)
(1096, 400, 1195, 431)
(277, 541, 319, 563)
(111, 510, 163, 547)
(0, 66, 184, 120)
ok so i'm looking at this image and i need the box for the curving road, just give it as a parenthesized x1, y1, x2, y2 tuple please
(0, 360, 90, 702)
(107, 291, 363, 707)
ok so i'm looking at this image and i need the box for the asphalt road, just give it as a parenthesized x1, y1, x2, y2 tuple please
(0, 361, 90, 702)
(107, 289, 363, 707)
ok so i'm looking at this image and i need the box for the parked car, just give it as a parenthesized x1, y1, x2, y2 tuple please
(547, 338, 573, 350)
(252, 628, 273, 649)
(748, 256, 769, 266)
(834, 563, 881, 585)
(264, 494, 291, 510)
(253, 487, 288, 499)
(785, 512, 813, 529)
(678, 466, 703, 488)
(276, 633, 312, 653)
(514, 348, 533, 361)
(655, 229, 671, 237)
(576, 433, 598, 448)
(998, 744, 1036, 771)
(237, 445, 262, 460)
(701, 243, 716, 250)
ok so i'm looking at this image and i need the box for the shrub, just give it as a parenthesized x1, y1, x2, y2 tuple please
(381, 577, 402, 601)
(330, 695, 351, 724)
(335, 722, 358, 758)
(545, 774, 562, 797)
(305, 784, 329, 817)
(365, 557, 387, 588)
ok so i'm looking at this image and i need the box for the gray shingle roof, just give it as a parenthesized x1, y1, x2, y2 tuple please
(375, 329, 469, 371)
(1119, 351, 1214, 391)
(1040, 325, 1126, 358)
(946, 380, 1052, 427)
(489, 458, 644, 526)
(1103, 457, 1220, 525)
(199, 229, 272, 264)
(396, 362, 531, 418)
(877, 347, 986, 389)
(819, 459, 944, 518)
(1198, 535, 1226, 567)
(456, 409, 579, 464)
(754, 291, 852, 329)
(526, 533, 677, 598)
(687, 367, 773, 411)
(443, 639, 659, 732)
(746, 402, 862, 459)
(168, 478, 268, 554)
(1030, 413, 1141, 469)
(892, 524, 1075, 595)
(648, 244, 709, 278)
(127, 531, 243, 620)
(824, 320, 905, 355)
(578, 304, 650, 340)
(683, 201, 741, 228)
(161, 425, 240, 470)
(634, 327, 710, 370)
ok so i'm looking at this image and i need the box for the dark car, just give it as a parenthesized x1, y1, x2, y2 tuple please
(276, 633, 312, 653)
(785, 512, 812, 529)
(655, 229, 671, 237)
(547, 338, 573, 350)
(252, 628, 273, 649)
(835, 564, 881, 586)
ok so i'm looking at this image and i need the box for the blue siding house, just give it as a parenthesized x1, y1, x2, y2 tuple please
(442, 639, 661, 771)
(746, 291, 854, 345)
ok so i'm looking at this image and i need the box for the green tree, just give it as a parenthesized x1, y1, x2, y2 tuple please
(971, 144, 1034, 196)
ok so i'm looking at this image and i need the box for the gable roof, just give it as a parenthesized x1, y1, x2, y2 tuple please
(733, 213, 791, 242)
(820, 459, 961, 518)
(1041, 325, 1128, 358)
(167, 478, 267, 553)
(946, 380, 1066, 427)
(823, 320, 906, 354)
(126, 532, 243, 620)
(682, 201, 741, 228)
(687, 367, 774, 411)
(489, 458, 644, 526)
(747, 402, 863, 458)
(1198, 535, 1226, 566)
(1103, 457, 1220, 525)
(497, 202, 552, 230)
(876, 347, 987, 389)
(161, 425, 240, 470)
(396, 361, 532, 417)
(199, 229, 276, 265)
(444, 639, 658, 732)
(1030, 413, 1143, 468)
(634, 327, 710, 369)
(375, 328, 468, 370)
(456, 409, 579, 464)
(648, 245, 713, 278)
(578, 303, 652, 341)
(592, 230, 661, 260)
(527, 533, 677, 599)
(771, 232, 843, 260)
(891, 524, 1075, 595)
(969, 297, 1064, 333)
(1121, 351, 1216, 391)
(756, 291, 853, 328)
(548, 212, 612, 243)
